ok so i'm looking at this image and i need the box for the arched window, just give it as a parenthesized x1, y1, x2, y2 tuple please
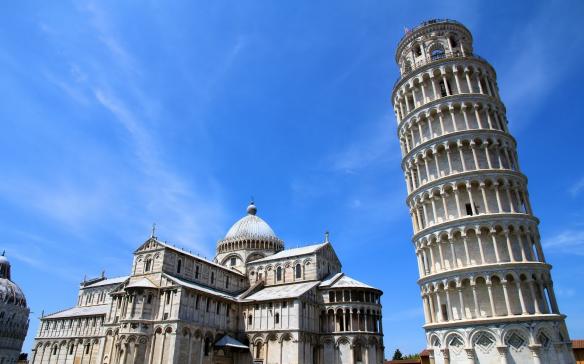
(295, 264, 302, 279)
(210, 272, 215, 284)
(255, 342, 263, 359)
(177, 259, 182, 274)
(145, 259, 152, 272)
(414, 45, 422, 57)
(430, 45, 446, 60)
(53, 346, 58, 355)
(354, 345, 363, 364)
(225, 277, 230, 289)
(230, 257, 237, 266)
(403, 60, 412, 73)
(204, 338, 211, 356)
(275, 313, 280, 324)
(276, 267, 282, 281)
(248, 314, 253, 325)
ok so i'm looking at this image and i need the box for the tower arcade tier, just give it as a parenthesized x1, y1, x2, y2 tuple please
(391, 19, 574, 364)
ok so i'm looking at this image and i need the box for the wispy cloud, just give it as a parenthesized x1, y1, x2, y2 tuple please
(327, 113, 399, 174)
(499, 1, 584, 130)
(569, 177, 584, 197)
(543, 230, 584, 256)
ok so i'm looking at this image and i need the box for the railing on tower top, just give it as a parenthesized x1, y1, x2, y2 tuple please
(399, 19, 466, 45)
(393, 51, 489, 89)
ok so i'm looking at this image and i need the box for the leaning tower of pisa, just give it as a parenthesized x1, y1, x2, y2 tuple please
(391, 20, 574, 364)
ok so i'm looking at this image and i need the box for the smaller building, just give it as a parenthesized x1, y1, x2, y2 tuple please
(0, 253, 30, 363)
(574, 340, 584, 364)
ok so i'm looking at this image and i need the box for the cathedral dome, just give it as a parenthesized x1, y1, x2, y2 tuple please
(216, 202, 284, 261)
(224, 202, 278, 241)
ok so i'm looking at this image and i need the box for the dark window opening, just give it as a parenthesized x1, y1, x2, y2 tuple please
(441, 304, 448, 321)
(295, 264, 302, 279)
(177, 259, 182, 274)
(465, 203, 474, 216)
(414, 45, 422, 57)
(275, 313, 280, 324)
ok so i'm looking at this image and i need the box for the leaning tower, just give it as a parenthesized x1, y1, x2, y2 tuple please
(391, 20, 574, 364)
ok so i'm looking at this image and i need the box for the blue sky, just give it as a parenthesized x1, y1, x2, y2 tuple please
(1, 0, 584, 357)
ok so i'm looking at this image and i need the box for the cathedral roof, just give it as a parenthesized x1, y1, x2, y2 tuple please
(83, 276, 128, 288)
(163, 273, 238, 301)
(215, 335, 248, 350)
(44, 304, 109, 319)
(319, 272, 378, 290)
(249, 242, 328, 264)
(222, 202, 279, 241)
(241, 281, 319, 301)
(126, 277, 157, 289)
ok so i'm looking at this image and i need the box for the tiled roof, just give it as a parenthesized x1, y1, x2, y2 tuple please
(319, 273, 343, 286)
(163, 273, 237, 301)
(126, 277, 157, 289)
(243, 281, 319, 301)
(83, 276, 128, 288)
(319, 273, 377, 290)
(155, 240, 245, 277)
(215, 335, 248, 349)
(250, 243, 327, 264)
(44, 304, 109, 319)
(573, 340, 584, 349)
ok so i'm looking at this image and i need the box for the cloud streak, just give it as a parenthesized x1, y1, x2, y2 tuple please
(543, 230, 584, 256)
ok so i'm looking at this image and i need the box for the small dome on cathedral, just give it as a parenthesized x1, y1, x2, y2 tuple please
(224, 202, 278, 241)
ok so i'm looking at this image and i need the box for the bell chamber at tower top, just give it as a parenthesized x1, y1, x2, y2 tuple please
(396, 19, 474, 77)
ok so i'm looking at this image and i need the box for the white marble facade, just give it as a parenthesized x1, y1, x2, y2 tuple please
(0, 254, 29, 364)
(392, 19, 575, 364)
(31, 203, 384, 364)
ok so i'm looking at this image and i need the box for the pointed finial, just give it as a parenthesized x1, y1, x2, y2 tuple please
(324, 230, 330, 243)
(83, 274, 87, 284)
(101, 270, 105, 278)
(1, 250, 4, 256)
(151, 223, 157, 238)
(41, 310, 44, 318)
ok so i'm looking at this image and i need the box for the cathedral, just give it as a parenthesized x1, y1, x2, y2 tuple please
(31, 203, 384, 364)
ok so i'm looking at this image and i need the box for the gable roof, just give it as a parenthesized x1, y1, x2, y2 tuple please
(319, 273, 378, 290)
(241, 281, 319, 301)
(126, 277, 158, 289)
(215, 335, 248, 349)
(135, 238, 245, 277)
(250, 242, 328, 264)
(44, 304, 109, 319)
(83, 276, 129, 288)
(162, 273, 238, 301)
